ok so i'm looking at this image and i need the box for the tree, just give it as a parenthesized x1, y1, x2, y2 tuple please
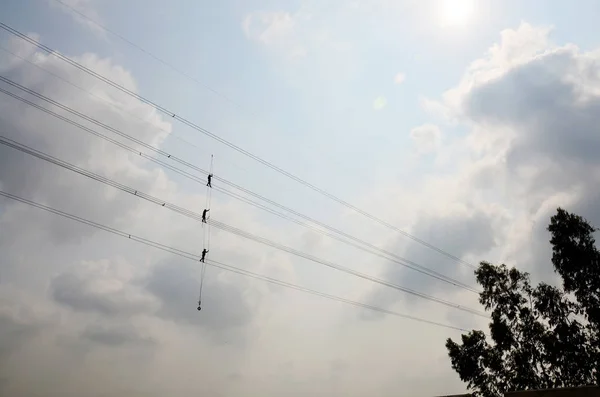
(445, 208, 600, 396)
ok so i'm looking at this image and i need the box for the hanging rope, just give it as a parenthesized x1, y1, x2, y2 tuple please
(198, 154, 214, 311)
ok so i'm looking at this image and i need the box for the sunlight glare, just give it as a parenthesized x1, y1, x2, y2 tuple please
(438, 0, 474, 27)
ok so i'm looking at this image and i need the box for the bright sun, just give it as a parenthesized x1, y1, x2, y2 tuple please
(439, 0, 474, 27)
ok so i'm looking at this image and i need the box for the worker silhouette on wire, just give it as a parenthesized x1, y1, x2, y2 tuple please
(202, 208, 210, 223)
(200, 248, 209, 263)
(207, 174, 213, 188)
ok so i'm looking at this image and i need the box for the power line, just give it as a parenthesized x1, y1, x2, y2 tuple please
(0, 44, 212, 158)
(0, 22, 476, 268)
(45, 0, 360, 180)
(210, 186, 481, 292)
(0, 80, 480, 294)
(0, 189, 470, 332)
(0, 134, 486, 317)
(0, 76, 198, 171)
(211, 176, 480, 276)
(208, 220, 486, 317)
(48, 0, 244, 111)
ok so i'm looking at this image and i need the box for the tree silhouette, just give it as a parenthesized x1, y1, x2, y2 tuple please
(446, 208, 600, 396)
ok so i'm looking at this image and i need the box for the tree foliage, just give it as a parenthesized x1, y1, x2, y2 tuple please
(446, 208, 600, 396)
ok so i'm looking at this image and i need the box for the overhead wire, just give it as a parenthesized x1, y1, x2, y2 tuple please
(0, 44, 214, 159)
(0, 21, 476, 268)
(48, 0, 243, 111)
(210, 178, 481, 276)
(45, 0, 357, 179)
(0, 134, 486, 317)
(0, 189, 470, 332)
(0, 80, 480, 293)
(208, 219, 487, 317)
(209, 185, 481, 291)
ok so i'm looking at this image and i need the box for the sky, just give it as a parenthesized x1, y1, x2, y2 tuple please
(2, 0, 600, 396)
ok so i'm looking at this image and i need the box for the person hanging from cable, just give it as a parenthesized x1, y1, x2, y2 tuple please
(207, 173, 213, 188)
(202, 208, 210, 223)
(200, 248, 209, 263)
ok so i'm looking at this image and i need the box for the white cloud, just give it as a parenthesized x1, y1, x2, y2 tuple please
(410, 124, 442, 153)
(50, 259, 159, 317)
(443, 22, 555, 114)
(242, 11, 307, 59)
(0, 33, 475, 397)
(437, 22, 600, 273)
(0, 36, 264, 396)
(10, 19, 600, 397)
(243, 11, 296, 46)
(356, 22, 600, 360)
(240, 6, 355, 83)
(419, 95, 455, 124)
(445, 23, 600, 279)
(47, 0, 107, 37)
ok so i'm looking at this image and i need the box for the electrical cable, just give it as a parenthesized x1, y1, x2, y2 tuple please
(0, 189, 470, 332)
(0, 22, 476, 268)
(48, 0, 243, 110)
(0, 83, 480, 293)
(0, 134, 486, 317)
(0, 45, 218, 158)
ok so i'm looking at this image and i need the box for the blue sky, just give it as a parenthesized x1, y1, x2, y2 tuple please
(5, 0, 600, 206)
(4, 0, 600, 396)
